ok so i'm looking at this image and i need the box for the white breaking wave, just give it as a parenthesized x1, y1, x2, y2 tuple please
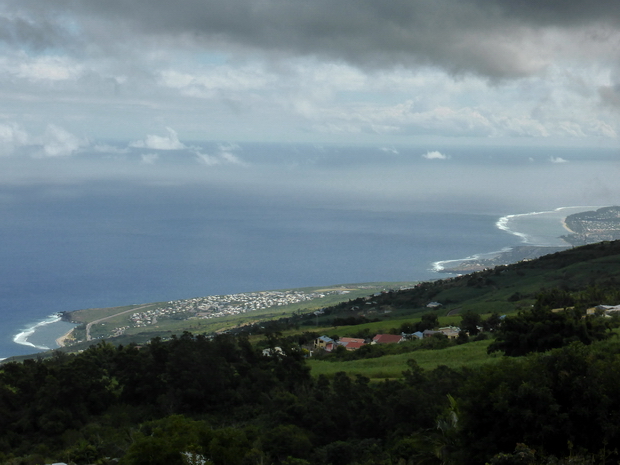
(431, 247, 513, 272)
(431, 206, 601, 273)
(496, 206, 600, 246)
(12, 313, 63, 350)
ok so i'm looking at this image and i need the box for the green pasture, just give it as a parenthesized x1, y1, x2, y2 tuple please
(307, 339, 499, 380)
(67, 304, 162, 324)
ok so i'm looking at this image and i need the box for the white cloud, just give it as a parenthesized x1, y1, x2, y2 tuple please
(40, 125, 84, 157)
(422, 151, 449, 160)
(2, 2, 620, 147)
(0, 123, 29, 156)
(93, 144, 130, 154)
(159, 64, 275, 94)
(217, 142, 241, 152)
(194, 144, 247, 166)
(131, 128, 186, 150)
(15, 55, 83, 82)
(195, 151, 220, 166)
(217, 143, 247, 166)
(219, 151, 245, 165)
(550, 156, 568, 163)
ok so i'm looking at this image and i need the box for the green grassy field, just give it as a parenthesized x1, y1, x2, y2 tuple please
(66, 304, 163, 324)
(307, 339, 498, 380)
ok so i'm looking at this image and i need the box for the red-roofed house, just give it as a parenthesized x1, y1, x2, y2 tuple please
(339, 337, 365, 344)
(342, 341, 366, 351)
(372, 334, 404, 344)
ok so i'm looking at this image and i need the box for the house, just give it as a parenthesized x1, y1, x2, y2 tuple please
(422, 329, 442, 338)
(314, 335, 334, 349)
(438, 326, 460, 339)
(426, 301, 443, 309)
(341, 341, 365, 351)
(339, 337, 365, 344)
(372, 334, 404, 344)
(262, 347, 285, 357)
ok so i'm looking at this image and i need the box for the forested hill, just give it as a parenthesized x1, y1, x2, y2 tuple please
(3, 241, 620, 464)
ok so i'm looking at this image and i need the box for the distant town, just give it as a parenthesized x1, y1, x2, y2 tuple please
(439, 206, 620, 274)
(129, 289, 349, 328)
(563, 206, 620, 245)
(66, 284, 411, 343)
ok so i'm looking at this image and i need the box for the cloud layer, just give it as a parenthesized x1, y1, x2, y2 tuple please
(11, 0, 620, 78)
(1, 0, 620, 145)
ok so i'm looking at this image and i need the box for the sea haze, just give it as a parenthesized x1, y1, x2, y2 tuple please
(1, 143, 618, 358)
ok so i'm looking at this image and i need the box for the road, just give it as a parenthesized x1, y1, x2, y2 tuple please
(85, 304, 152, 341)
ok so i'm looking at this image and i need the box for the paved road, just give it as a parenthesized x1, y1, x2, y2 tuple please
(86, 304, 151, 341)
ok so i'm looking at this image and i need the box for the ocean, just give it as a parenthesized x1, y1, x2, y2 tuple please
(1, 143, 618, 359)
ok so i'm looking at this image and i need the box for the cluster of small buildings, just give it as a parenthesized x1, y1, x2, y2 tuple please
(129, 309, 161, 327)
(313, 326, 463, 353)
(566, 209, 620, 244)
(124, 289, 350, 330)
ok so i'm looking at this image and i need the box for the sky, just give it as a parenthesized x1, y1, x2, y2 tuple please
(2, 0, 620, 158)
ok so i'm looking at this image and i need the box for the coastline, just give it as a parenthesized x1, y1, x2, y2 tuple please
(433, 206, 599, 274)
(562, 216, 575, 234)
(13, 316, 76, 353)
(55, 328, 74, 348)
(4, 205, 605, 357)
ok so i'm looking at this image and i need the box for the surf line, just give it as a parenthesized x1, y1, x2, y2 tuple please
(12, 313, 64, 350)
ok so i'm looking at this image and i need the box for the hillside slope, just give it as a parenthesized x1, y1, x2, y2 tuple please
(317, 240, 620, 321)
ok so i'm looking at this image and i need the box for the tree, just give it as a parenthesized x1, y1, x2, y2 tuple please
(483, 312, 502, 332)
(417, 313, 439, 331)
(487, 306, 611, 357)
(120, 415, 209, 465)
(460, 311, 482, 336)
(261, 425, 313, 463)
(458, 343, 620, 464)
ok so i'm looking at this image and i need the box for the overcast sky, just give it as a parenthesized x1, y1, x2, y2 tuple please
(2, 0, 620, 156)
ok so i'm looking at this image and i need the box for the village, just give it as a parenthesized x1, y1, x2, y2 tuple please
(117, 288, 352, 332)
(310, 326, 463, 354)
(563, 206, 620, 245)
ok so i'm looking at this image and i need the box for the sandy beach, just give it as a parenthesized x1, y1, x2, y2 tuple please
(562, 217, 576, 234)
(55, 328, 74, 348)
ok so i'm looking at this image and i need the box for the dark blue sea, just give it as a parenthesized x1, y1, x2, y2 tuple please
(1, 143, 616, 358)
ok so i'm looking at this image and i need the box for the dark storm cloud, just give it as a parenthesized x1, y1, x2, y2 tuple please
(0, 12, 71, 52)
(477, 0, 620, 26)
(5, 0, 620, 78)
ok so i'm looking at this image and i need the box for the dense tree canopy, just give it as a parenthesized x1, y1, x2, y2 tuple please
(2, 326, 620, 464)
(488, 305, 612, 357)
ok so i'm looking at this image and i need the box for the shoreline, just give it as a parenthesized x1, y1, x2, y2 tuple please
(433, 206, 598, 274)
(5, 205, 606, 356)
(55, 328, 75, 348)
(12, 316, 76, 354)
(562, 216, 575, 234)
